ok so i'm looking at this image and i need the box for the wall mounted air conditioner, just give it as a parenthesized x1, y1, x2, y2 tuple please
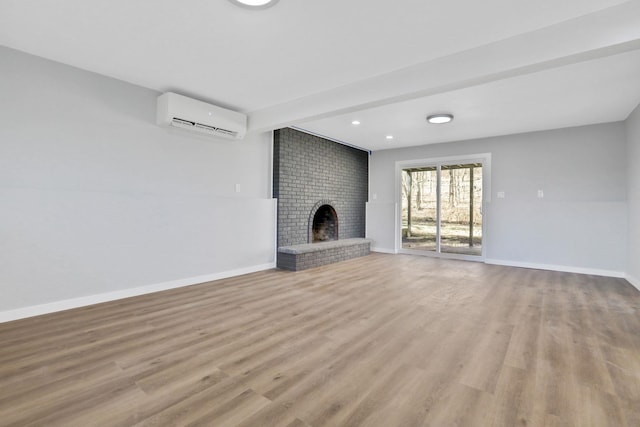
(157, 92, 247, 140)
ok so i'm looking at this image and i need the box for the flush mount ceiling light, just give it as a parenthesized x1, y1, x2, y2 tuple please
(351, 120, 361, 125)
(427, 113, 454, 124)
(228, 0, 279, 9)
(386, 135, 394, 140)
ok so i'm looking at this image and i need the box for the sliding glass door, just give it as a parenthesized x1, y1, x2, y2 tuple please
(400, 156, 486, 259)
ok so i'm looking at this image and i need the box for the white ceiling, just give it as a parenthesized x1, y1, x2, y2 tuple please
(1, 0, 639, 151)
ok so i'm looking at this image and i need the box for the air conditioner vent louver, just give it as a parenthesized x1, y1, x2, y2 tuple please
(172, 118, 196, 127)
(209, 127, 238, 137)
(193, 122, 239, 138)
(157, 92, 247, 140)
(192, 122, 215, 131)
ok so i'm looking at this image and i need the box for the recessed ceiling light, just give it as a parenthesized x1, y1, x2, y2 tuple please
(386, 135, 394, 140)
(352, 120, 361, 125)
(427, 113, 454, 124)
(228, 0, 279, 9)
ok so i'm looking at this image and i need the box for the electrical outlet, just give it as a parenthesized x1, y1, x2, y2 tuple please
(497, 191, 505, 199)
(537, 189, 544, 198)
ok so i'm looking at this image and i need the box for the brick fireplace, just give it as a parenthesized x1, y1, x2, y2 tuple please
(273, 128, 370, 270)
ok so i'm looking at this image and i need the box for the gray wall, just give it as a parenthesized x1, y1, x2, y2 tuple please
(626, 103, 640, 288)
(0, 46, 276, 316)
(368, 123, 628, 275)
(273, 128, 368, 247)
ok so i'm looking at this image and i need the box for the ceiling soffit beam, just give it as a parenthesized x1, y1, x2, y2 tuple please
(247, 1, 640, 134)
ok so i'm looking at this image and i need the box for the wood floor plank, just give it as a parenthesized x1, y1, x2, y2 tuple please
(1, 253, 639, 426)
(231, 400, 304, 427)
(131, 376, 251, 426)
(458, 320, 514, 393)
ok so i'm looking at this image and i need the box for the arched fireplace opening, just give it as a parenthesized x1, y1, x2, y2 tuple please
(312, 205, 338, 242)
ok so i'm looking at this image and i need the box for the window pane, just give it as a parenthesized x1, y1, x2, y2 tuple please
(401, 168, 437, 252)
(440, 164, 482, 255)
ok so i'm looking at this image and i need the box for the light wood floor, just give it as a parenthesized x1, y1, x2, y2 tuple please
(1, 253, 640, 426)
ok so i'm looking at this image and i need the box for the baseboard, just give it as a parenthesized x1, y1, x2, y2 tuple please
(625, 274, 640, 291)
(371, 247, 397, 254)
(484, 259, 625, 278)
(0, 262, 276, 323)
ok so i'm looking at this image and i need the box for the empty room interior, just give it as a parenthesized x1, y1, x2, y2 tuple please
(2, 0, 640, 426)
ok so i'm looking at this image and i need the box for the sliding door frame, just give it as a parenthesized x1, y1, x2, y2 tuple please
(395, 153, 491, 262)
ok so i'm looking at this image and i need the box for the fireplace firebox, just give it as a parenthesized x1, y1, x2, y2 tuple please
(312, 204, 338, 242)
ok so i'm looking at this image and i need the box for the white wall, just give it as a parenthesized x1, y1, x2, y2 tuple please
(368, 123, 628, 276)
(626, 103, 640, 289)
(0, 47, 276, 319)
